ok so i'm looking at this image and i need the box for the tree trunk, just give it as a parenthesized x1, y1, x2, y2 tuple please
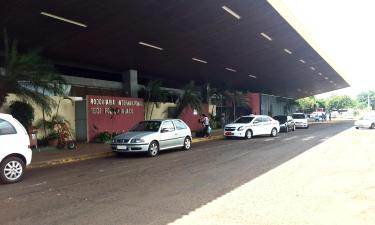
(150, 103, 155, 120)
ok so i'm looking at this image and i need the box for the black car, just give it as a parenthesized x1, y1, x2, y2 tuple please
(273, 115, 295, 132)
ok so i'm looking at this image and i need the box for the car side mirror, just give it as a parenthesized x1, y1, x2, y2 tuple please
(161, 128, 169, 133)
(253, 121, 259, 124)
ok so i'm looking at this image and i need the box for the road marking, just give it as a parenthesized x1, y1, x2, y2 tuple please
(283, 136, 299, 141)
(302, 136, 315, 141)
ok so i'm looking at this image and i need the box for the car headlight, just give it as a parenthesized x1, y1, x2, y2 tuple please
(237, 126, 244, 131)
(131, 138, 145, 143)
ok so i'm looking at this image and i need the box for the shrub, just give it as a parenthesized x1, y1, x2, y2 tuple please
(9, 101, 34, 129)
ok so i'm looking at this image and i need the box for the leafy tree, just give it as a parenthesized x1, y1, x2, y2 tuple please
(357, 91, 375, 110)
(296, 96, 317, 113)
(9, 101, 34, 129)
(224, 90, 249, 120)
(316, 99, 327, 109)
(0, 31, 66, 115)
(138, 80, 167, 119)
(326, 95, 355, 111)
(176, 81, 202, 116)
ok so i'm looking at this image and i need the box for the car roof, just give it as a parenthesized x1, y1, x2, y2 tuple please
(0, 113, 14, 120)
(143, 119, 182, 122)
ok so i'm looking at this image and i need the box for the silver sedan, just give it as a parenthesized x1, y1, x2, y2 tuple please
(111, 119, 192, 157)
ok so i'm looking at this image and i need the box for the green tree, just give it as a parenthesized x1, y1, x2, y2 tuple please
(326, 95, 355, 111)
(357, 91, 375, 110)
(0, 31, 66, 114)
(9, 101, 34, 129)
(176, 81, 202, 117)
(138, 80, 167, 119)
(316, 99, 327, 110)
(296, 96, 317, 113)
(224, 90, 249, 120)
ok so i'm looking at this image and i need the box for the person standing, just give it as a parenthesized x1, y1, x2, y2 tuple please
(201, 114, 210, 137)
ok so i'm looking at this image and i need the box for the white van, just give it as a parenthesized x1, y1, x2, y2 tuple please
(292, 113, 309, 128)
(0, 113, 32, 184)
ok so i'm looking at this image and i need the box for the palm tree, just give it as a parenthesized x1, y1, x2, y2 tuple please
(0, 31, 66, 115)
(224, 90, 249, 121)
(138, 80, 166, 119)
(176, 81, 202, 117)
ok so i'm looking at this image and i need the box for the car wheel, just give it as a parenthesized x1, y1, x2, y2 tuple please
(244, 130, 252, 139)
(148, 141, 159, 157)
(370, 123, 375, 129)
(355, 127, 359, 129)
(0, 156, 25, 184)
(182, 137, 191, 150)
(270, 128, 278, 137)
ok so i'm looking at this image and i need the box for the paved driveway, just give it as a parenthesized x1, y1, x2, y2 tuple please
(0, 121, 353, 225)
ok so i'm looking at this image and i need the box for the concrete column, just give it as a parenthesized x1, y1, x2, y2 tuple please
(122, 70, 138, 97)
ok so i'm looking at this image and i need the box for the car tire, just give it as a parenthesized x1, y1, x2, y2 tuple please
(182, 137, 191, 150)
(0, 156, 25, 184)
(270, 128, 278, 137)
(244, 130, 252, 139)
(148, 141, 159, 157)
(370, 123, 375, 129)
(355, 127, 359, 129)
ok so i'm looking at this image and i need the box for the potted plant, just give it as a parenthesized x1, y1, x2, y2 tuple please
(47, 131, 59, 147)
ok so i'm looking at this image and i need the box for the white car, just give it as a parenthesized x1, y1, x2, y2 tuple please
(0, 113, 32, 184)
(355, 115, 375, 129)
(292, 113, 309, 128)
(224, 115, 280, 139)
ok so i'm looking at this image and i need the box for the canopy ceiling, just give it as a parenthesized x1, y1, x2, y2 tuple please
(1, 0, 349, 98)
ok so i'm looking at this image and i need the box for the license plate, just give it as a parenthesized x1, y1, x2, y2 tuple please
(225, 132, 233, 135)
(117, 145, 127, 150)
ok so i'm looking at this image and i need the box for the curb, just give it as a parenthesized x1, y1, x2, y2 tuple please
(28, 152, 115, 169)
(28, 134, 224, 169)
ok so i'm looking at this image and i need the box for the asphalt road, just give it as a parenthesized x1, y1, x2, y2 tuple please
(0, 121, 354, 225)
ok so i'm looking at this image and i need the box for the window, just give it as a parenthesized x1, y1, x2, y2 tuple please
(262, 116, 272, 122)
(234, 117, 254, 124)
(174, 120, 187, 130)
(0, 119, 17, 135)
(254, 118, 262, 123)
(131, 121, 161, 132)
(161, 121, 175, 132)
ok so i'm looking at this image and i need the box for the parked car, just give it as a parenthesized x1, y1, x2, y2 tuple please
(111, 119, 192, 157)
(0, 113, 32, 184)
(273, 115, 295, 132)
(355, 114, 375, 129)
(292, 113, 309, 128)
(224, 115, 280, 139)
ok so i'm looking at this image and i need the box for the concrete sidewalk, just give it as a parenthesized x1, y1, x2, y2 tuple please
(29, 131, 223, 169)
(168, 127, 375, 225)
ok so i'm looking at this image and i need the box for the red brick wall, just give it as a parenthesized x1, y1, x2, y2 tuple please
(86, 95, 144, 141)
(179, 104, 209, 132)
(247, 93, 261, 115)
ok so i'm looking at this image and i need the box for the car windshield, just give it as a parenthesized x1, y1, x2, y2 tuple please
(131, 121, 161, 132)
(292, 114, 305, 119)
(273, 116, 287, 123)
(234, 117, 254, 123)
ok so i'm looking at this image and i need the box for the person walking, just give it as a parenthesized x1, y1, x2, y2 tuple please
(200, 114, 210, 137)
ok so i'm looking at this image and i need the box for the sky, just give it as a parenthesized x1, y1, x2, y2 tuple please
(279, 0, 375, 99)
